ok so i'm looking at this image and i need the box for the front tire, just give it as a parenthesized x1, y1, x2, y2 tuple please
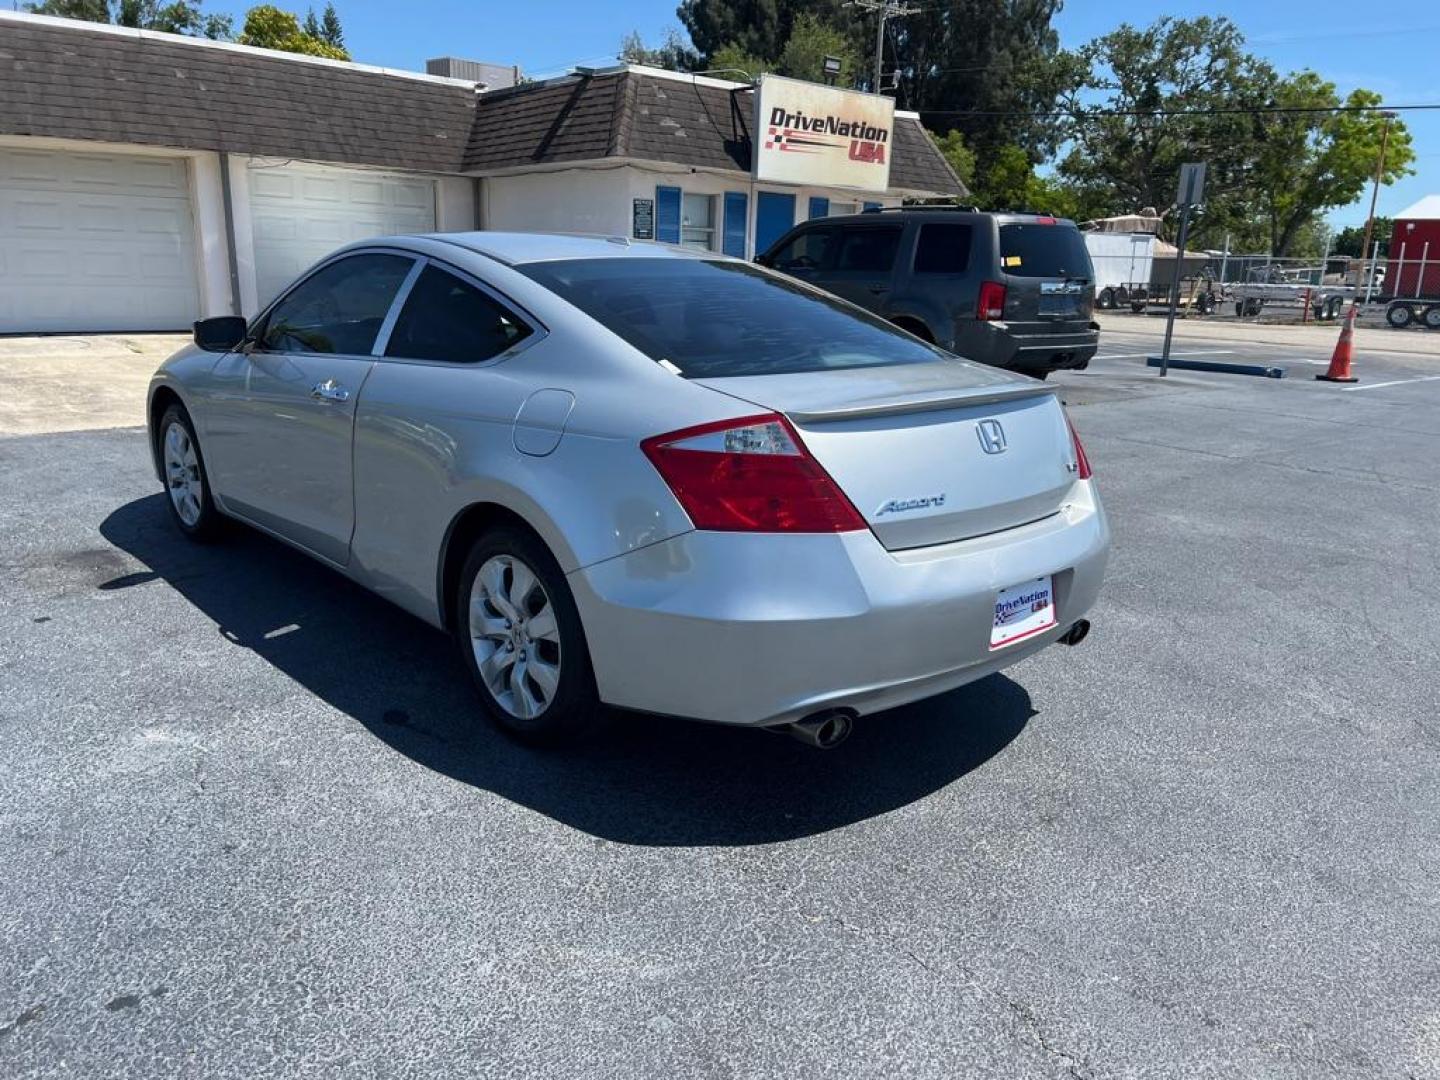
(157, 404, 223, 541)
(455, 527, 600, 745)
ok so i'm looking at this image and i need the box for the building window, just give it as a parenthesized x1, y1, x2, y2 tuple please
(829, 201, 858, 218)
(681, 193, 717, 250)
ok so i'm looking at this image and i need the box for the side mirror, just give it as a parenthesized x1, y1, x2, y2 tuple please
(193, 316, 248, 352)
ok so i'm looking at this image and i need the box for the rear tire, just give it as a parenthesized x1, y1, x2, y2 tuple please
(455, 526, 601, 745)
(1423, 304, 1440, 330)
(1097, 287, 1115, 310)
(1387, 303, 1414, 328)
(156, 404, 223, 541)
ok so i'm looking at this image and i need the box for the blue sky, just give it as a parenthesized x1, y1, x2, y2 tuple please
(216, 0, 1439, 224)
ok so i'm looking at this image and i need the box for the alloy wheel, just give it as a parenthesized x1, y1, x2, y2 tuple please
(468, 554, 562, 720)
(163, 420, 204, 527)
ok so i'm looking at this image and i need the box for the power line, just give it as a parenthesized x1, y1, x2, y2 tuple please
(915, 101, 1440, 119)
(845, 0, 921, 93)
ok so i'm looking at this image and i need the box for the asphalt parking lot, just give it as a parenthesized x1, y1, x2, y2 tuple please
(2, 320, 1439, 1078)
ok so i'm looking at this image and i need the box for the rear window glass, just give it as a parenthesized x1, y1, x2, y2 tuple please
(517, 258, 946, 378)
(999, 223, 1092, 278)
(914, 223, 973, 274)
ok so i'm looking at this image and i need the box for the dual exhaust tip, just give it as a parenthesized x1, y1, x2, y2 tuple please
(774, 620, 1092, 750)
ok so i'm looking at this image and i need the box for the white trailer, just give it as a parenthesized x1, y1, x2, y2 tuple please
(1083, 231, 1156, 309)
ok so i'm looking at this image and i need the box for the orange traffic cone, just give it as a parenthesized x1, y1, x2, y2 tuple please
(1316, 303, 1359, 383)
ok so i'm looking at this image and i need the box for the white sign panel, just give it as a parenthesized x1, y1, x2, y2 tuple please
(754, 75, 896, 194)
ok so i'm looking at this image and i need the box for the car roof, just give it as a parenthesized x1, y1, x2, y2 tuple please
(409, 231, 719, 266)
(814, 210, 1079, 227)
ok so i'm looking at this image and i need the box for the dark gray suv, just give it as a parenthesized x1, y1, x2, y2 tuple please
(756, 207, 1099, 377)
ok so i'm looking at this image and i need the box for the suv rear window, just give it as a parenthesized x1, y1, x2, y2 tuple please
(517, 257, 945, 378)
(999, 223, 1092, 278)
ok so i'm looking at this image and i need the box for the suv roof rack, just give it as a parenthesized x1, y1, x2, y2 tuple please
(861, 204, 981, 214)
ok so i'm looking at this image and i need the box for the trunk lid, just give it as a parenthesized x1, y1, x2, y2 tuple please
(696, 360, 1079, 550)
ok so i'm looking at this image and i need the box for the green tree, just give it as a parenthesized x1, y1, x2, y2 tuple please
(933, 129, 976, 194)
(777, 13, 855, 83)
(1248, 76, 1413, 256)
(318, 2, 343, 47)
(26, 0, 110, 20)
(679, 0, 852, 71)
(709, 41, 772, 79)
(302, 6, 321, 37)
(239, 4, 349, 59)
(1053, 17, 1279, 247)
(1332, 218, 1392, 258)
(619, 28, 697, 70)
(27, 0, 230, 37)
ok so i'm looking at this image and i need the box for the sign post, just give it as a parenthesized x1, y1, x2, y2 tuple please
(1158, 163, 1206, 378)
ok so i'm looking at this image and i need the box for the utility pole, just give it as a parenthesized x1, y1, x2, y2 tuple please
(846, 0, 920, 94)
(1354, 110, 1396, 312)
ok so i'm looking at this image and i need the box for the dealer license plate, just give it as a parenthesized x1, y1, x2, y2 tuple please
(991, 575, 1056, 649)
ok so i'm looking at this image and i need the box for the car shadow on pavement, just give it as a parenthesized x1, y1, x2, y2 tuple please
(101, 495, 1036, 847)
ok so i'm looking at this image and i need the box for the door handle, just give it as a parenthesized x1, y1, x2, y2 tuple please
(868, 285, 890, 294)
(311, 379, 350, 402)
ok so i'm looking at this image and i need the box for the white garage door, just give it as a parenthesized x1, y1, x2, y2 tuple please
(0, 147, 200, 333)
(248, 161, 437, 306)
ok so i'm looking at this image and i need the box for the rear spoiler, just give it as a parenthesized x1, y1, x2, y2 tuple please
(787, 382, 1056, 424)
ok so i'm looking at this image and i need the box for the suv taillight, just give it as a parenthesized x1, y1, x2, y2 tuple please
(641, 414, 866, 533)
(977, 280, 1007, 321)
(1066, 415, 1093, 480)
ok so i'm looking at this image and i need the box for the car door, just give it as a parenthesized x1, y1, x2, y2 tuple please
(204, 250, 418, 565)
(349, 260, 545, 619)
(816, 224, 904, 313)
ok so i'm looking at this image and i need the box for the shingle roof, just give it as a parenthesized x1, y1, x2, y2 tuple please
(0, 15, 964, 197)
(465, 70, 966, 197)
(0, 16, 477, 173)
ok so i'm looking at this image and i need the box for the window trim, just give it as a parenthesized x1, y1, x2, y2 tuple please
(246, 246, 422, 358)
(373, 256, 549, 369)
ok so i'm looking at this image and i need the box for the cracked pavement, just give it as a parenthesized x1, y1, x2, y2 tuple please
(2, 326, 1439, 1078)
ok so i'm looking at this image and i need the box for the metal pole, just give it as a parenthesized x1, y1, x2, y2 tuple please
(1159, 203, 1192, 378)
(873, 3, 885, 95)
(1418, 242, 1430, 300)
(1365, 240, 1381, 305)
(1219, 233, 1229, 284)
(1355, 111, 1394, 313)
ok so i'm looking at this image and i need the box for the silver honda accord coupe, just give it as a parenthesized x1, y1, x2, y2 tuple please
(148, 232, 1109, 747)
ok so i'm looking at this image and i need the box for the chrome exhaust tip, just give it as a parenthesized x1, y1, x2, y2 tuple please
(780, 710, 855, 750)
(1058, 619, 1091, 646)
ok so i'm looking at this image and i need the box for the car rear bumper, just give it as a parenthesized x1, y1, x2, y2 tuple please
(951, 322, 1100, 373)
(568, 481, 1110, 726)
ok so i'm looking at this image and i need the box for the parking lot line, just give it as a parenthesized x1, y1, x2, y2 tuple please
(1340, 374, 1440, 392)
(1094, 349, 1235, 360)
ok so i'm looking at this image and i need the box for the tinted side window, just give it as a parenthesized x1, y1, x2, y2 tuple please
(385, 265, 532, 364)
(768, 227, 837, 271)
(914, 223, 973, 274)
(834, 227, 902, 272)
(260, 253, 414, 355)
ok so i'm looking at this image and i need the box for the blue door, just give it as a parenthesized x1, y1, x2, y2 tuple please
(655, 186, 681, 244)
(755, 192, 796, 256)
(722, 192, 748, 258)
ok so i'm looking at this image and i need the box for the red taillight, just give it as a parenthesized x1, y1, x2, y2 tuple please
(1034, 216, 1057, 225)
(977, 280, 1007, 321)
(1066, 415, 1093, 480)
(641, 414, 866, 533)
